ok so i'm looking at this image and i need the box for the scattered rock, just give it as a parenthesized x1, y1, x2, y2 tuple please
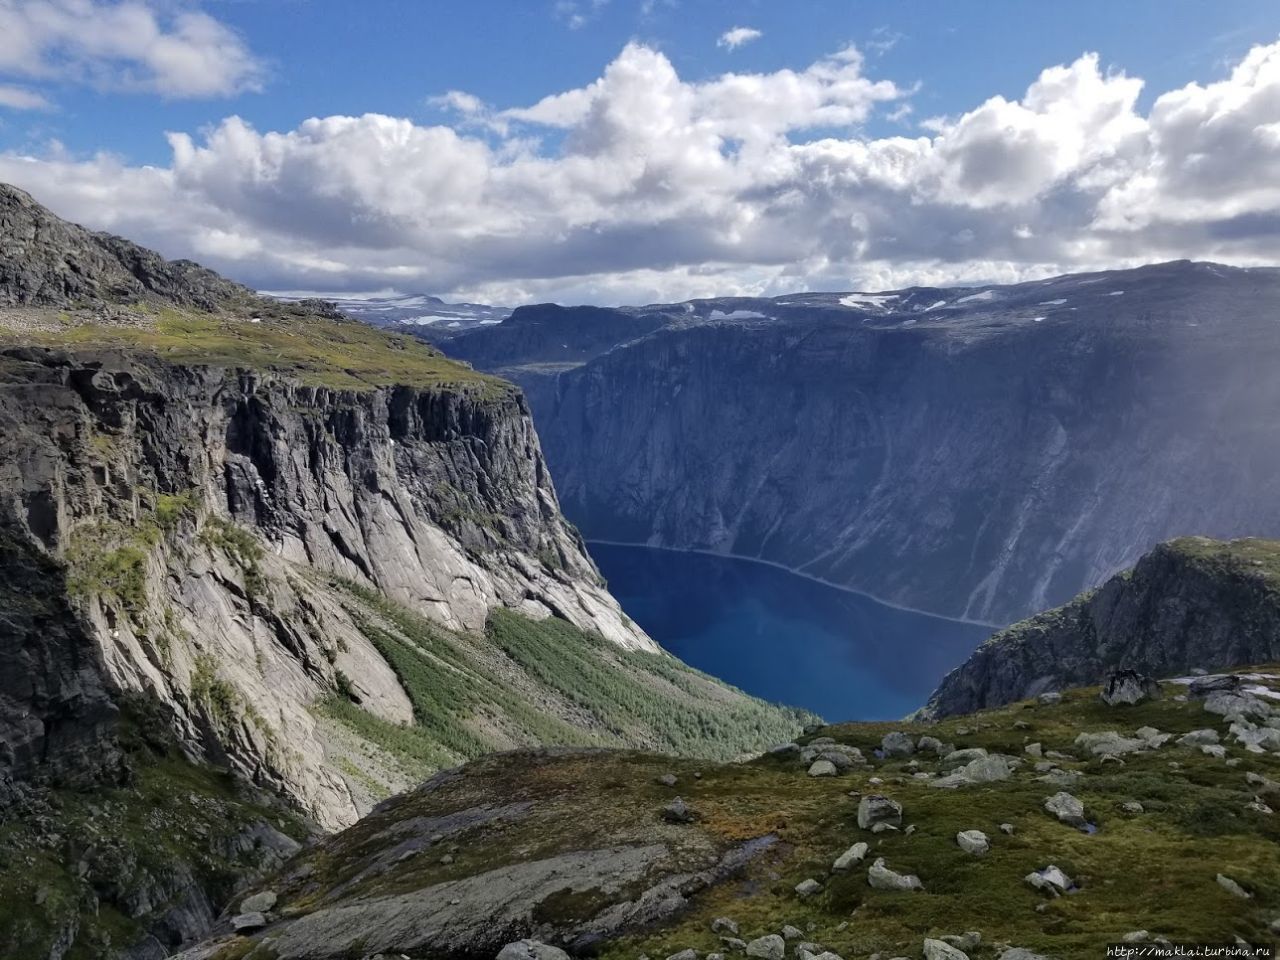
(867, 857, 923, 891)
(661, 797, 698, 823)
(666, 950, 698, 960)
(711, 918, 739, 936)
(999, 823, 1015, 834)
(1024, 743, 1043, 758)
(1100, 670, 1162, 706)
(498, 941, 572, 960)
(239, 890, 277, 914)
(1217, 874, 1251, 899)
(1024, 865, 1074, 897)
(943, 748, 988, 765)
(881, 732, 915, 758)
(1201, 744, 1227, 759)
(1037, 692, 1062, 706)
(795, 878, 822, 897)
(746, 935, 786, 960)
(917, 736, 948, 755)
(923, 939, 969, 960)
(770, 743, 801, 756)
(832, 842, 869, 872)
(1120, 800, 1145, 815)
(231, 912, 268, 933)
(1000, 950, 1050, 960)
(1190, 675, 1243, 698)
(1177, 729, 1220, 747)
(657, 773, 678, 787)
(931, 754, 1013, 788)
(857, 795, 903, 830)
(781, 925, 803, 939)
(808, 760, 838, 778)
(1044, 791, 1087, 827)
(1122, 931, 1150, 943)
(956, 830, 990, 855)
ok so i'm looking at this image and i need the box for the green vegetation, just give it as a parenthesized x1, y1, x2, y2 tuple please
(64, 521, 154, 613)
(7, 305, 512, 395)
(201, 516, 267, 596)
(1168, 535, 1280, 585)
(190, 653, 243, 728)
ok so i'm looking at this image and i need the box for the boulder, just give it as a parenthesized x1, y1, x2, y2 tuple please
(832, 841, 869, 872)
(239, 891, 277, 914)
(808, 760, 838, 778)
(1100, 670, 1162, 706)
(498, 941, 572, 960)
(794, 878, 822, 897)
(656, 773, 678, 787)
(1037, 692, 1062, 706)
(881, 732, 915, 758)
(661, 797, 698, 823)
(1217, 874, 1251, 899)
(746, 935, 786, 960)
(781, 925, 803, 939)
(956, 830, 990, 855)
(857, 795, 902, 830)
(1074, 731, 1148, 756)
(867, 857, 923, 891)
(666, 951, 698, 960)
(1024, 865, 1074, 896)
(1044, 791, 1086, 827)
(231, 912, 268, 933)
(1177, 729, 1219, 747)
(943, 747, 988, 765)
(1190, 675, 1243, 698)
(923, 939, 969, 960)
(711, 918, 739, 936)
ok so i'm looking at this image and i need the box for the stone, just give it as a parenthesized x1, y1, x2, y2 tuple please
(1204, 691, 1271, 720)
(881, 732, 915, 758)
(1024, 742, 1043, 758)
(1000, 950, 1051, 960)
(808, 760, 838, 778)
(943, 933, 982, 951)
(857, 795, 902, 830)
(817, 751, 855, 771)
(1202, 744, 1227, 759)
(870, 822, 899, 834)
(1100, 669, 1162, 706)
(867, 857, 923, 891)
(231, 912, 268, 933)
(711, 918, 739, 936)
(794, 878, 822, 897)
(239, 890, 277, 914)
(956, 830, 990, 855)
(1074, 730, 1149, 756)
(746, 935, 786, 960)
(1122, 931, 1150, 943)
(1190, 675, 1243, 698)
(781, 926, 803, 939)
(498, 941, 572, 960)
(1044, 791, 1087, 827)
(999, 822, 1015, 834)
(917, 735, 946, 754)
(1037, 692, 1062, 706)
(832, 842, 869, 872)
(923, 939, 968, 960)
(1024, 865, 1074, 896)
(657, 773, 678, 787)
(661, 797, 698, 823)
(666, 951, 698, 960)
(1177, 729, 1219, 747)
(1217, 874, 1252, 899)
(943, 747, 988, 765)
(1121, 800, 1145, 815)
(770, 742, 801, 756)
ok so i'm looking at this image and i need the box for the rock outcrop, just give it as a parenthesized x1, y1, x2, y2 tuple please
(444, 261, 1280, 624)
(923, 537, 1280, 717)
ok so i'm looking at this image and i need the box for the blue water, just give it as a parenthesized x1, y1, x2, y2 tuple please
(590, 543, 995, 722)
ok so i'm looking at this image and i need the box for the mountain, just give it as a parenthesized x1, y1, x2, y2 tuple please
(0, 183, 806, 959)
(179, 662, 1280, 959)
(269, 291, 509, 341)
(922, 536, 1280, 718)
(443, 261, 1280, 625)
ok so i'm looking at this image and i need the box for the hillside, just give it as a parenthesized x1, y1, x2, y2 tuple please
(0, 183, 807, 959)
(923, 537, 1280, 718)
(180, 667, 1280, 960)
(443, 261, 1280, 625)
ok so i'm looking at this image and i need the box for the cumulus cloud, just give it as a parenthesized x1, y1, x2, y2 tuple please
(0, 0, 264, 101)
(0, 82, 50, 109)
(718, 26, 762, 51)
(4, 39, 1280, 303)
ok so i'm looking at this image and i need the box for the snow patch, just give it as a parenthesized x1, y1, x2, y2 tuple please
(709, 309, 769, 320)
(1039, 298, 1067, 306)
(1107, 290, 1125, 296)
(924, 300, 949, 311)
(1032, 316, 1046, 322)
(956, 289, 997, 304)
(839, 293, 897, 310)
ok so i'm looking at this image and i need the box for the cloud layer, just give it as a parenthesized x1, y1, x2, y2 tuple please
(0, 0, 263, 102)
(4, 37, 1280, 303)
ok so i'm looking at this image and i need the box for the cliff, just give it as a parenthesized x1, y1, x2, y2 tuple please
(445, 261, 1280, 625)
(921, 536, 1280, 717)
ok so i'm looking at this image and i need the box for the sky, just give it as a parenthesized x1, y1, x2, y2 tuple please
(2, 0, 1280, 305)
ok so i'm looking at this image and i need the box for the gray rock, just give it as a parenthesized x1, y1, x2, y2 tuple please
(666, 951, 698, 960)
(943, 748, 989, 765)
(711, 918, 740, 935)
(1074, 731, 1149, 756)
(807, 760, 838, 778)
(1024, 865, 1074, 896)
(923, 940, 968, 960)
(497, 941, 572, 960)
(1120, 800, 1145, 815)
(794, 878, 822, 897)
(999, 822, 1015, 834)
(231, 912, 268, 933)
(832, 842, 869, 872)
(1100, 670, 1162, 706)
(746, 935, 786, 960)
(239, 891, 277, 914)
(1216, 874, 1251, 899)
(1044, 791, 1086, 827)
(881, 732, 915, 758)
(857, 795, 902, 830)
(1000, 950, 1051, 960)
(867, 857, 923, 892)
(661, 797, 698, 823)
(657, 773, 678, 787)
(956, 830, 989, 855)
(1037, 692, 1062, 706)
(781, 925, 803, 940)
(1024, 742, 1043, 758)
(1177, 729, 1219, 747)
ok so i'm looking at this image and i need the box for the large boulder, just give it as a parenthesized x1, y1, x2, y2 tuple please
(867, 857, 923, 891)
(1044, 792, 1087, 827)
(1100, 670, 1162, 706)
(498, 941, 572, 960)
(746, 934, 786, 959)
(857, 795, 903, 830)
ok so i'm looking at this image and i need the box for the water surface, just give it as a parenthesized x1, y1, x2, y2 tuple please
(591, 543, 994, 721)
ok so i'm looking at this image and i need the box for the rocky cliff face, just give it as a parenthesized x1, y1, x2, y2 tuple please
(922, 537, 1280, 717)
(446, 261, 1280, 624)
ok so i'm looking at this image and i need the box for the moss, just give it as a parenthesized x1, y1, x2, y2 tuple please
(201, 517, 267, 597)
(191, 653, 242, 727)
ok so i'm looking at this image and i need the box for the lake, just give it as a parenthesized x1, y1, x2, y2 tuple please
(590, 542, 995, 722)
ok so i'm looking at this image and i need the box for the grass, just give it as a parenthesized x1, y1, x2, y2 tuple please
(3, 304, 513, 395)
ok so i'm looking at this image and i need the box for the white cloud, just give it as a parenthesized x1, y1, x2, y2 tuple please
(0, 82, 50, 109)
(718, 26, 762, 51)
(0, 0, 264, 100)
(4, 39, 1280, 304)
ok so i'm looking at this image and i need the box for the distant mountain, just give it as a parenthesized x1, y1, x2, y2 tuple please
(270, 290, 509, 339)
(442, 260, 1280, 625)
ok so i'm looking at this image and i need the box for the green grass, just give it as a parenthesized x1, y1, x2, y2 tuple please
(5, 305, 512, 395)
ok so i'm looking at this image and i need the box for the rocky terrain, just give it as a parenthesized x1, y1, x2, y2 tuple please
(443, 262, 1280, 624)
(923, 537, 1280, 718)
(179, 666, 1280, 960)
(269, 291, 510, 341)
(0, 184, 806, 959)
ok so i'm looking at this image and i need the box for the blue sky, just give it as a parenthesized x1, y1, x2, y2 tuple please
(3, 0, 1280, 303)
